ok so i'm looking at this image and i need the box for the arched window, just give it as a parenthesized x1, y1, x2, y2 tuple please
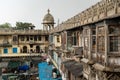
(13, 36, 17, 42)
(23, 46, 27, 53)
(36, 46, 40, 53)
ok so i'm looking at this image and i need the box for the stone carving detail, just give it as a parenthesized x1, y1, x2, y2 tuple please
(50, 0, 119, 33)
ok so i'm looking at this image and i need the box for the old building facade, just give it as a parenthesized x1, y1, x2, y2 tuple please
(49, 0, 120, 80)
(0, 10, 55, 69)
(0, 29, 49, 58)
(0, 9, 55, 80)
(1, 0, 120, 80)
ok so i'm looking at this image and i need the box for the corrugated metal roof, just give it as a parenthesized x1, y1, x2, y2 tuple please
(62, 60, 83, 77)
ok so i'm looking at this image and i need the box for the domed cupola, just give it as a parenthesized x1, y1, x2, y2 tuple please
(42, 9, 55, 31)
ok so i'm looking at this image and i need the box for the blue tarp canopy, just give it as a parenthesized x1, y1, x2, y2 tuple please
(38, 62, 62, 80)
(53, 78, 62, 80)
(18, 65, 29, 71)
(38, 62, 52, 80)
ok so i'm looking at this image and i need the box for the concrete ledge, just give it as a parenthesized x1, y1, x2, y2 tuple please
(93, 63, 113, 72)
(81, 58, 94, 65)
(0, 53, 41, 57)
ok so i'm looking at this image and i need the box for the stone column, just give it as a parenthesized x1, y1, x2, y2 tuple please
(104, 20, 108, 66)
(89, 27, 92, 60)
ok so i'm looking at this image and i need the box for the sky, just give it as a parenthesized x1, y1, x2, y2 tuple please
(0, 0, 101, 29)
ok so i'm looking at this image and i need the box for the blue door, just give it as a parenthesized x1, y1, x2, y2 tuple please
(4, 48, 8, 54)
(13, 48, 17, 53)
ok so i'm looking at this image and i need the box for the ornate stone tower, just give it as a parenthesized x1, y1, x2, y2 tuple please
(42, 9, 55, 31)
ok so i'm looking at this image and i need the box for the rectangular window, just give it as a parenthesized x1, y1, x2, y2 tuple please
(30, 44, 33, 48)
(92, 28, 96, 53)
(13, 48, 17, 53)
(109, 26, 120, 52)
(27, 36, 29, 41)
(45, 36, 48, 41)
(109, 36, 120, 52)
(49, 35, 53, 43)
(57, 36, 60, 43)
(97, 27, 105, 53)
(98, 36, 105, 52)
(34, 36, 37, 41)
(21, 36, 25, 41)
(67, 31, 73, 48)
(67, 36, 73, 48)
(109, 27, 116, 34)
(38, 36, 41, 41)
(4, 48, 8, 54)
(73, 36, 77, 45)
(72, 32, 77, 46)
(92, 29, 96, 35)
(13, 36, 17, 41)
(92, 36, 96, 52)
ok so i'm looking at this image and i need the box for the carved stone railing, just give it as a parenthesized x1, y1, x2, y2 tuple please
(0, 29, 49, 35)
(50, 0, 120, 33)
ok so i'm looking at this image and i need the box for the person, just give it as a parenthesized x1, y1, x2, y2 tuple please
(52, 72, 57, 78)
(46, 58, 50, 64)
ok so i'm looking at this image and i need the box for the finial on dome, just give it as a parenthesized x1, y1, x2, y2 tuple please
(48, 9, 50, 14)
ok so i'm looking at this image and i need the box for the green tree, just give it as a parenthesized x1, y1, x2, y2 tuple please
(16, 22, 35, 30)
(0, 23, 12, 28)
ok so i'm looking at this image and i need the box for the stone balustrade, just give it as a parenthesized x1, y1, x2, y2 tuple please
(50, 0, 120, 33)
(0, 29, 49, 35)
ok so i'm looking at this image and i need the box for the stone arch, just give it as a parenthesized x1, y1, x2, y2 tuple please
(45, 47, 48, 53)
(36, 46, 40, 53)
(23, 46, 27, 53)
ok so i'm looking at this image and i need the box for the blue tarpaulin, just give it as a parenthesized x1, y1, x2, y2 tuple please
(18, 65, 29, 71)
(38, 62, 52, 80)
(38, 62, 62, 80)
(53, 78, 62, 80)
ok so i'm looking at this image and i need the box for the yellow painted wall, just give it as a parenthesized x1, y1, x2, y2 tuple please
(54, 35, 61, 47)
(0, 30, 49, 57)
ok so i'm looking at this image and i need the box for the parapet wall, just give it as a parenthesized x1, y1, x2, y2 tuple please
(50, 0, 120, 33)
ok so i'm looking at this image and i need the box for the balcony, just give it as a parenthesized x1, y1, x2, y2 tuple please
(0, 44, 12, 47)
(72, 46, 83, 56)
(0, 41, 12, 47)
(92, 63, 113, 72)
(0, 29, 49, 35)
(29, 40, 35, 44)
